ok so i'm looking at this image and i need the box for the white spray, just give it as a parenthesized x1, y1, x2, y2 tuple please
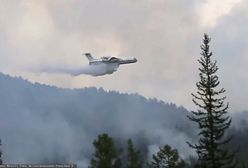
(33, 63, 120, 76)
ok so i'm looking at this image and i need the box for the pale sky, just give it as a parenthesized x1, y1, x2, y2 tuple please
(0, 0, 247, 111)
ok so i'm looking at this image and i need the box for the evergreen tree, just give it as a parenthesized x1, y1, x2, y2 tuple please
(127, 139, 142, 168)
(0, 139, 2, 165)
(148, 145, 185, 168)
(188, 34, 236, 168)
(89, 133, 121, 168)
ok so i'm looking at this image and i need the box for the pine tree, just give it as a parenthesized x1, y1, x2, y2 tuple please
(188, 34, 236, 168)
(0, 139, 2, 165)
(148, 145, 185, 168)
(127, 139, 142, 168)
(89, 133, 121, 168)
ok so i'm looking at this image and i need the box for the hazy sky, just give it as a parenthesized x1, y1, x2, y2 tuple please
(0, 0, 247, 111)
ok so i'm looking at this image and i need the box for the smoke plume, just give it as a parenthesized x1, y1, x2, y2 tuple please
(1, 73, 247, 167)
(0, 73, 196, 167)
(32, 63, 120, 77)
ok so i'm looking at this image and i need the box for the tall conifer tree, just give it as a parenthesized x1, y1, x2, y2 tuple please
(89, 133, 121, 168)
(0, 139, 2, 165)
(127, 139, 142, 168)
(188, 34, 236, 168)
(148, 145, 185, 168)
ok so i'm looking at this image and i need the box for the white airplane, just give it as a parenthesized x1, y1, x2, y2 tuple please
(71, 53, 137, 76)
(84, 53, 137, 65)
(38, 53, 137, 77)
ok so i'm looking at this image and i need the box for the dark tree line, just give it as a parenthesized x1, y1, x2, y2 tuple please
(88, 133, 185, 168)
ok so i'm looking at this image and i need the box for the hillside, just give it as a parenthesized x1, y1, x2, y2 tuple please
(0, 73, 195, 166)
(1, 73, 247, 166)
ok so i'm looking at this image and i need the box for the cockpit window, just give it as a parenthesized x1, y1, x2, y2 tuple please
(109, 57, 118, 61)
(101, 57, 109, 60)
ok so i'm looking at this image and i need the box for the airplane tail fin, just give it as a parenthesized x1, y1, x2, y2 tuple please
(84, 53, 94, 61)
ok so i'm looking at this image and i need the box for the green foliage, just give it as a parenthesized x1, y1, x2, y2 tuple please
(0, 139, 2, 165)
(127, 139, 142, 168)
(89, 133, 121, 168)
(148, 145, 185, 168)
(188, 34, 236, 168)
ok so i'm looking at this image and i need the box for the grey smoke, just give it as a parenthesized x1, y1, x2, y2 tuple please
(0, 73, 197, 167)
(1, 73, 247, 167)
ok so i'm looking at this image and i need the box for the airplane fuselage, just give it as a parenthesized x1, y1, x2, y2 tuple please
(89, 56, 137, 65)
